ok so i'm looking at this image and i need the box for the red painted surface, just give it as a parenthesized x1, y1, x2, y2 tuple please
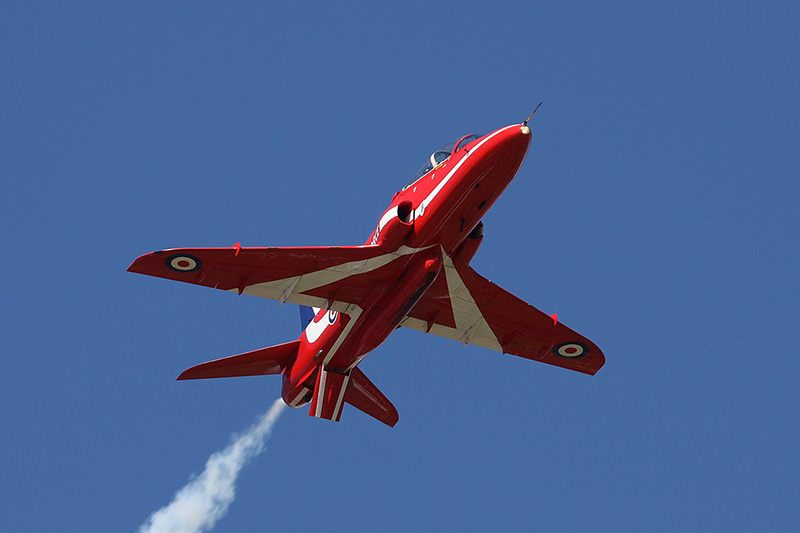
(128, 122, 605, 426)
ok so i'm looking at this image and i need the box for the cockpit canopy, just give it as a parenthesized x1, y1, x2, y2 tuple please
(405, 133, 482, 187)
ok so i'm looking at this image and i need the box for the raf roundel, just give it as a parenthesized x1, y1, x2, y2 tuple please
(166, 254, 202, 273)
(328, 310, 339, 324)
(553, 342, 588, 359)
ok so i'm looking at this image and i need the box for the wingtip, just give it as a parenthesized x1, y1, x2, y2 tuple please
(127, 255, 146, 274)
(584, 348, 606, 375)
(127, 250, 164, 274)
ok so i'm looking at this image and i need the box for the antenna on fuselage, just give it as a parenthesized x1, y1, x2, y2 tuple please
(523, 102, 543, 125)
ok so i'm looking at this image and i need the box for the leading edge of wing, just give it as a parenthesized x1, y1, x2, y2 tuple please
(127, 244, 392, 312)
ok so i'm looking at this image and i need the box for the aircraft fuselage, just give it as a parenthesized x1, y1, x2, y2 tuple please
(282, 124, 532, 408)
(129, 118, 604, 427)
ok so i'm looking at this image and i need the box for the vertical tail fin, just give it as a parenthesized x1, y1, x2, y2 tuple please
(309, 368, 350, 422)
(299, 305, 316, 331)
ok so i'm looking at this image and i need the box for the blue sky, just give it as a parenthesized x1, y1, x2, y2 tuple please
(2, 3, 798, 531)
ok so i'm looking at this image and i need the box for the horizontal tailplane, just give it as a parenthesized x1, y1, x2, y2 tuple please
(177, 340, 300, 380)
(345, 367, 398, 427)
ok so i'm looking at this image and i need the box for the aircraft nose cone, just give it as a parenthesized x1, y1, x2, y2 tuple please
(478, 124, 532, 181)
(492, 124, 532, 159)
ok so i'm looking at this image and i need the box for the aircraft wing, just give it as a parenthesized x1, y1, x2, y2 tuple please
(128, 245, 404, 314)
(401, 261, 605, 375)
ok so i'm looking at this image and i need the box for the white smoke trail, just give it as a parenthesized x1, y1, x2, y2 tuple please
(139, 398, 286, 533)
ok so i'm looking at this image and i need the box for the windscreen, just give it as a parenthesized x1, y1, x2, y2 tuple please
(405, 134, 481, 187)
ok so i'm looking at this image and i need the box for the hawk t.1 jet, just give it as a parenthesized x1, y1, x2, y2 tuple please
(129, 118, 604, 426)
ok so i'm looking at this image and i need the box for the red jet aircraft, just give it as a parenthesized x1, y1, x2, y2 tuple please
(129, 119, 605, 426)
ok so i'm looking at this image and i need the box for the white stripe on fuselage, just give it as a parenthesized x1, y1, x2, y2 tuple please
(314, 370, 326, 417)
(289, 387, 310, 407)
(321, 304, 362, 366)
(332, 372, 350, 420)
(415, 125, 520, 221)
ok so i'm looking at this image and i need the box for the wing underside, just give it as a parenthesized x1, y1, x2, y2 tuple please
(401, 257, 605, 375)
(129, 244, 604, 374)
(128, 244, 413, 315)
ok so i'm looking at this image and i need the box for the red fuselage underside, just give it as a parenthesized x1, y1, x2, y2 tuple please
(283, 124, 531, 404)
